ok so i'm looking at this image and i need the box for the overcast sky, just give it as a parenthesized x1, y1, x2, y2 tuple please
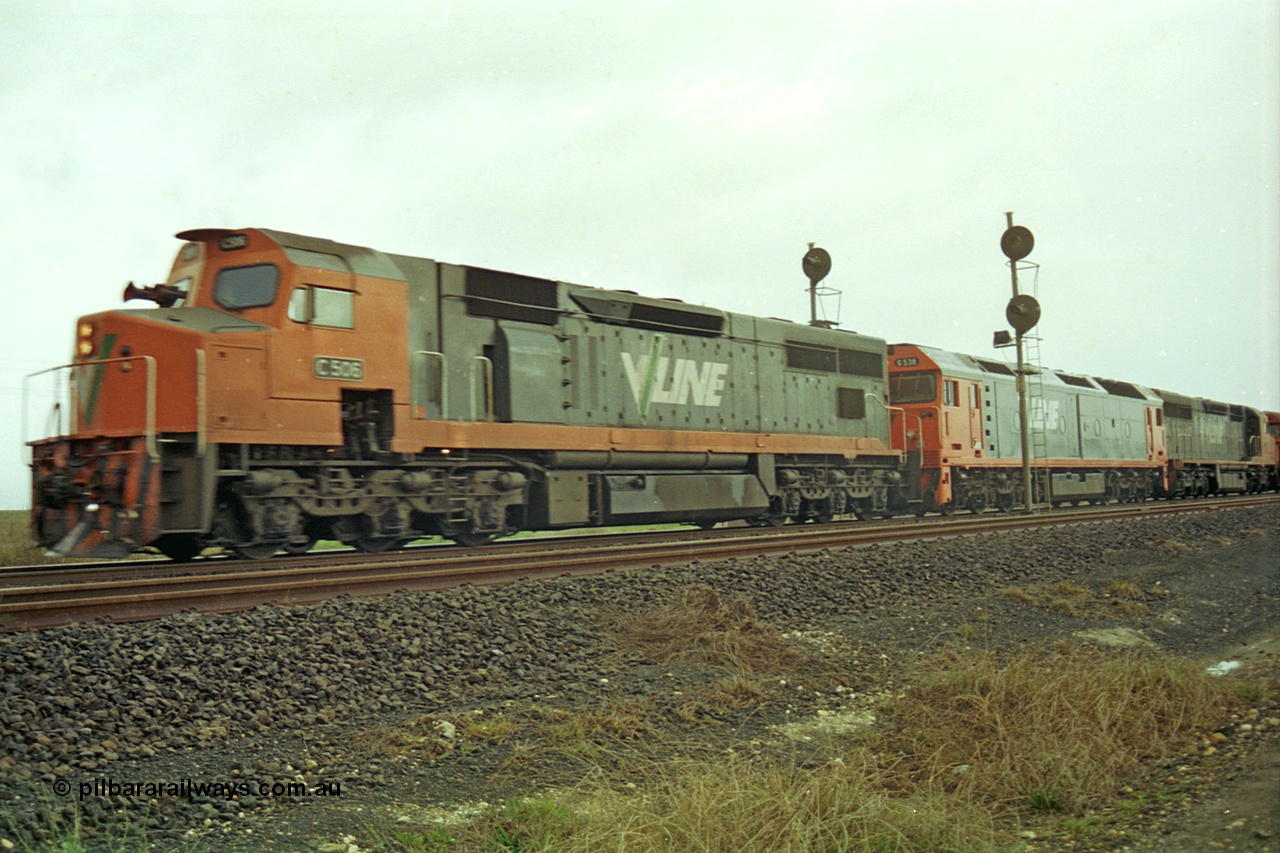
(2, 1, 1277, 510)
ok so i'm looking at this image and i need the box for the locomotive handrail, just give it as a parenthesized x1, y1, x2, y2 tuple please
(45, 402, 63, 440)
(865, 393, 900, 443)
(413, 351, 447, 419)
(885, 403, 917, 453)
(20, 367, 68, 469)
(23, 356, 159, 462)
(196, 348, 207, 458)
(472, 355, 494, 422)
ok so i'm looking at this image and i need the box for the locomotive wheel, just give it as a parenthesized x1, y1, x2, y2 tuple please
(938, 502, 956, 517)
(695, 520, 719, 530)
(354, 536, 406, 553)
(154, 533, 202, 562)
(283, 538, 318, 555)
(213, 504, 280, 560)
(233, 542, 280, 560)
(449, 530, 496, 547)
(439, 520, 496, 547)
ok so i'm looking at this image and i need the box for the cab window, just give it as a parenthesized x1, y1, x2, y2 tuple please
(889, 371, 937, 405)
(214, 264, 279, 310)
(288, 286, 354, 329)
(943, 380, 959, 407)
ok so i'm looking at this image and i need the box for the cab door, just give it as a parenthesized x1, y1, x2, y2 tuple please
(968, 384, 983, 457)
(940, 378, 972, 461)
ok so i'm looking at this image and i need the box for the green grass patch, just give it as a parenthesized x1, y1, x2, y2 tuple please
(0, 509, 81, 567)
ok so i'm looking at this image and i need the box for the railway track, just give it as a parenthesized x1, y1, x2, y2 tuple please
(2, 495, 1275, 632)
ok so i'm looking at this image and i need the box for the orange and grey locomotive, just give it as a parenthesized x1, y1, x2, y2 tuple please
(29, 228, 903, 559)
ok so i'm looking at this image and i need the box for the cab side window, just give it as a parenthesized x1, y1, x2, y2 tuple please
(943, 379, 958, 407)
(288, 286, 354, 329)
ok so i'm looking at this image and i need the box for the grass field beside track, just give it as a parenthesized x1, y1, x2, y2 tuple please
(0, 509, 73, 567)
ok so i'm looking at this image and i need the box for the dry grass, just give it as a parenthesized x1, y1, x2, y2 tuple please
(889, 643, 1240, 814)
(376, 639, 1251, 853)
(417, 753, 994, 853)
(570, 753, 995, 853)
(526, 700, 657, 746)
(1107, 579, 1143, 599)
(1103, 598, 1149, 618)
(352, 715, 462, 758)
(1002, 579, 1151, 620)
(1150, 538, 1196, 555)
(703, 674, 774, 709)
(598, 584, 807, 677)
(495, 699, 668, 777)
(1000, 580, 1092, 616)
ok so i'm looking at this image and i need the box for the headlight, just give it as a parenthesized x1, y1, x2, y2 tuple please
(77, 322, 95, 357)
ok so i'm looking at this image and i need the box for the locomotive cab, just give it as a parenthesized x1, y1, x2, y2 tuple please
(30, 228, 412, 558)
(887, 344, 987, 512)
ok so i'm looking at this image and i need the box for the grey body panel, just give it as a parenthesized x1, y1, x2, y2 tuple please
(912, 345, 1155, 463)
(392, 260, 891, 446)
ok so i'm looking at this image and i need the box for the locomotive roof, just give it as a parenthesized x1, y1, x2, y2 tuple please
(182, 228, 888, 348)
(179, 228, 411, 282)
(900, 343, 1163, 403)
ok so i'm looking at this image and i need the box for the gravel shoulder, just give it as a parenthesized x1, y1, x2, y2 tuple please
(1, 504, 1277, 852)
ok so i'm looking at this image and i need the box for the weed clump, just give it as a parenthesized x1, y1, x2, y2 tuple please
(889, 643, 1240, 813)
(1150, 538, 1196, 555)
(1002, 579, 1155, 620)
(352, 716, 460, 758)
(599, 585, 806, 677)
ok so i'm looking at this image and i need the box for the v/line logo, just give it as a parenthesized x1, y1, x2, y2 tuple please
(621, 343, 728, 415)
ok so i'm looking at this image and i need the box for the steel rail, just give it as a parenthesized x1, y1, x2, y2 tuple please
(4, 492, 1273, 584)
(1, 495, 1275, 632)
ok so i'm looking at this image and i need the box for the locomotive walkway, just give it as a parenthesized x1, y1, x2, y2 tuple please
(1, 495, 1275, 632)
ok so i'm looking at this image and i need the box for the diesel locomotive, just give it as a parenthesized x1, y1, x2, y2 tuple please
(887, 343, 1280, 513)
(29, 228, 902, 559)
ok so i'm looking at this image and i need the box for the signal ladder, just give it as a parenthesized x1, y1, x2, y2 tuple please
(1022, 333, 1051, 508)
